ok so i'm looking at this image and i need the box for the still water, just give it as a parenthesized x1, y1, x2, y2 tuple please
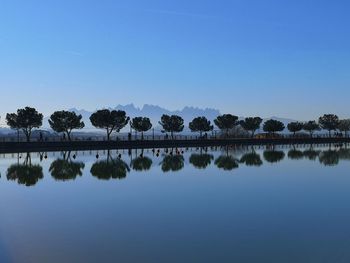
(0, 144, 349, 263)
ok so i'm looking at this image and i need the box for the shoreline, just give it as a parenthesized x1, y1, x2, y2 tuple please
(0, 137, 349, 154)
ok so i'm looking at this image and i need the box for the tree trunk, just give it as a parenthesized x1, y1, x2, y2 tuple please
(24, 129, 30, 142)
(67, 131, 71, 141)
(141, 132, 144, 140)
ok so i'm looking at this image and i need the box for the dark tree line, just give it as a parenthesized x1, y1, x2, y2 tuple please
(3, 107, 349, 141)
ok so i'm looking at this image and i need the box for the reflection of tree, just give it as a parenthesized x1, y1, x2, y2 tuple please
(338, 148, 350, 160)
(160, 155, 184, 172)
(240, 152, 263, 166)
(288, 149, 304, 160)
(6, 153, 43, 186)
(215, 156, 239, 170)
(131, 156, 152, 171)
(50, 159, 85, 181)
(91, 157, 130, 180)
(303, 149, 320, 161)
(263, 150, 285, 163)
(319, 150, 339, 166)
(189, 154, 214, 169)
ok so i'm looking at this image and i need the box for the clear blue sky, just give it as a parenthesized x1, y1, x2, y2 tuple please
(0, 0, 349, 120)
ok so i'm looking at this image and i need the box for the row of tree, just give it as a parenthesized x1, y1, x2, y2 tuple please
(3, 107, 350, 142)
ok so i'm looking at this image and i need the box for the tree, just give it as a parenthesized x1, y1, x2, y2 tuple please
(130, 117, 152, 140)
(240, 117, 262, 138)
(263, 119, 285, 136)
(189, 116, 213, 138)
(6, 107, 43, 142)
(319, 114, 339, 137)
(90, 109, 129, 141)
(287, 122, 303, 136)
(159, 114, 184, 139)
(49, 110, 85, 141)
(214, 114, 238, 136)
(303, 121, 320, 137)
(338, 119, 350, 137)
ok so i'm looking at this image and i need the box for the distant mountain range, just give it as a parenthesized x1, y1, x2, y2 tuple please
(43, 104, 222, 132)
(0, 104, 298, 134)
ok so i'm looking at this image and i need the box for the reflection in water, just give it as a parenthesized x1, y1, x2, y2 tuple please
(288, 149, 304, 160)
(161, 155, 184, 172)
(215, 155, 239, 170)
(263, 150, 285, 163)
(303, 149, 320, 160)
(50, 155, 85, 181)
(339, 148, 350, 160)
(6, 153, 43, 186)
(319, 150, 339, 166)
(2, 146, 350, 188)
(240, 152, 263, 167)
(91, 154, 130, 180)
(131, 156, 153, 171)
(189, 154, 214, 169)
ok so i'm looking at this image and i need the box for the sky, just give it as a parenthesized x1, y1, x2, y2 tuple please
(0, 0, 349, 121)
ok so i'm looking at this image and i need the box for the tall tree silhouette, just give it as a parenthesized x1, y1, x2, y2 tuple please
(214, 114, 238, 137)
(159, 114, 184, 139)
(263, 119, 285, 136)
(287, 122, 303, 136)
(90, 109, 129, 141)
(130, 117, 152, 140)
(240, 117, 262, 137)
(319, 114, 339, 137)
(303, 121, 320, 136)
(189, 116, 213, 138)
(49, 110, 85, 141)
(338, 119, 350, 137)
(6, 107, 43, 142)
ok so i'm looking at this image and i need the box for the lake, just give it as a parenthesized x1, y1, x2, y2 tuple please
(0, 144, 349, 263)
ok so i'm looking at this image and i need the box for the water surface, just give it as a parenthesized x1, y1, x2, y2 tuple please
(0, 144, 350, 263)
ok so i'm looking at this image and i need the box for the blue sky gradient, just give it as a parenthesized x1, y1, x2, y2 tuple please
(0, 0, 349, 120)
